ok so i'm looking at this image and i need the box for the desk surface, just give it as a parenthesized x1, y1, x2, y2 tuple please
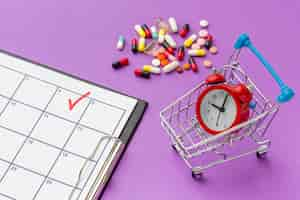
(0, 0, 299, 199)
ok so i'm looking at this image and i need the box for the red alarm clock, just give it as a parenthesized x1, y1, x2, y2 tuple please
(195, 73, 252, 135)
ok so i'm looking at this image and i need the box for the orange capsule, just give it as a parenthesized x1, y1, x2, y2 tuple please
(156, 53, 167, 61)
(183, 63, 191, 70)
(160, 59, 169, 67)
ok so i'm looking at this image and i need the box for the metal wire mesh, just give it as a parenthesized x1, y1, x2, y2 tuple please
(160, 51, 279, 174)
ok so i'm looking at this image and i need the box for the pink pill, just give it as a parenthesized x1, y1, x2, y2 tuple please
(203, 59, 213, 68)
(191, 43, 200, 49)
(197, 38, 206, 46)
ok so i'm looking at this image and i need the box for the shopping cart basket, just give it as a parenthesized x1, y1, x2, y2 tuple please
(160, 34, 294, 178)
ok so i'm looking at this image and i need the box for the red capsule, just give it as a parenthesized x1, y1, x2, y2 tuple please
(177, 46, 185, 61)
(112, 57, 129, 69)
(166, 47, 175, 55)
(188, 57, 198, 72)
(120, 58, 129, 65)
(134, 68, 142, 76)
(131, 38, 138, 54)
(179, 24, 190, 38)
(142, 24, 152, 38)
(205, 34, 213, 41)
(163, 51, 177, 61)
(134, 68, 151, 79)
(161, 41, 175, 55)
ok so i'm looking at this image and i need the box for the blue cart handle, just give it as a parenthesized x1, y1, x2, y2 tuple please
(234, 33, 295, 103)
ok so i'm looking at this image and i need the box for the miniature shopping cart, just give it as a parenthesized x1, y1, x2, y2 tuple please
(160, 34, 295, 178)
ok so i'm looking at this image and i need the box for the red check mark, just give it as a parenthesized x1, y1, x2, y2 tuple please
(68, 91, 91, 111)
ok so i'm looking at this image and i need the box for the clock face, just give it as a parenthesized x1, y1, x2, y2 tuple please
(199, 89, 237, 132)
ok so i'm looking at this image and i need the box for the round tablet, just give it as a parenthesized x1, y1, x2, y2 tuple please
(199, 19, 209, 28)
(209, 46, 218, 54)
(152, 59, 161, 67)
(199, 29, 209, 38)
(203, 60, 213, 68)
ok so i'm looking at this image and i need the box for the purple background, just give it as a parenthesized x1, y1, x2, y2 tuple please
(0, 0, 299, 199)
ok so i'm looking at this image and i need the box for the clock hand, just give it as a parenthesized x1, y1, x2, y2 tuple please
(216, 94, 229, 126)
(216, 110, 221, 126)
(220, 94, 229, 111)
(209, 102, 222, 111)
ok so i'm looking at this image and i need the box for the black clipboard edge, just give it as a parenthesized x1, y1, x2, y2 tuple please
(97, 100, 147, 199)
(0, 49, 148, 199)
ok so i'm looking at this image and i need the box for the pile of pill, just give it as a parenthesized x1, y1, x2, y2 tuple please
(112, 17, 219, 79)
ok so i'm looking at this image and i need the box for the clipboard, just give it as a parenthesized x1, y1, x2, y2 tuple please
(0, 50, 147, 200)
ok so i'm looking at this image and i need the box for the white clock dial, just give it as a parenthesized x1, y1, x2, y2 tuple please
(200, 89, 237, 132)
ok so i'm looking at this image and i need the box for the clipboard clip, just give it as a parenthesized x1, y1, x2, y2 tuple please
(68, 135, 123, 200)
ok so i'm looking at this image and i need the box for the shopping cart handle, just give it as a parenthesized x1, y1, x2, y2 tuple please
(234, 33, 295, 103)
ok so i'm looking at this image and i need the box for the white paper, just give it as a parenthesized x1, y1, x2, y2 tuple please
(0, 52, 137, 200)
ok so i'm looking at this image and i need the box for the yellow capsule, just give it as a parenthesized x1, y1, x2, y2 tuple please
(134, 24, 146, 38)
(184, 34, 197, 48)
(188, 49, 207, 57)
(143, 65, 161, 74)
(143, 65, 151, 72)
(158, 29, 166, 44)
(138, 38, 146, 52)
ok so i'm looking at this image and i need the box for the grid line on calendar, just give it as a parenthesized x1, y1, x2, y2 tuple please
(0, 91, 126, 165)
(0, 93, 120, 137)
(75, 111, 126, 200)
(0, 124, 99, 162)
(0, 63, 128, 200)
(0, 157, 82, 191)
(0, 64, 126, 112)
(0, 75, 26, 117)
(0, 85, 58, 184)
(31, 98, 92, 199)
(0, 192, 15, 200)
(0, 74, 28, 183)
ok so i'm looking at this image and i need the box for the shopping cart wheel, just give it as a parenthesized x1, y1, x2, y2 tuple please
(256, 151, 267, 159)
(192, 171, 203, 179)
(171, 144, 178, 153)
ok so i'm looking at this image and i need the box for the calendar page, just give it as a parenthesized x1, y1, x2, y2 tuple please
(0, 51, 138, 200)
